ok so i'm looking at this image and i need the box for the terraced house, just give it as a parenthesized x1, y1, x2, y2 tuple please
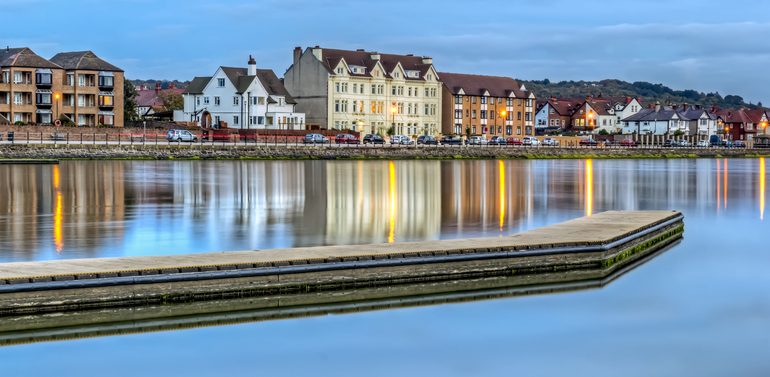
(439, 72, 535, 136)
(0, 47, 124, 127)
(285, 47, 442, 135)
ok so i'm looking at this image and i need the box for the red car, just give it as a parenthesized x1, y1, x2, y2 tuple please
(620, 138, 637, 147)
(335, 134, 360, 144)
(506, 137, 522, 145)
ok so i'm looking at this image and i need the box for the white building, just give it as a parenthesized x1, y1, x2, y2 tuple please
(177, 56, 305, 130)
(621, 103, 689, 135)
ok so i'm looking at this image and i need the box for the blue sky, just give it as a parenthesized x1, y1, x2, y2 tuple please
(5, 0, 770, 104)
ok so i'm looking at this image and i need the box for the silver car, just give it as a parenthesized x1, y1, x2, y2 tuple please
(391, 135, 414, 145)
(167, 129, 198, 142)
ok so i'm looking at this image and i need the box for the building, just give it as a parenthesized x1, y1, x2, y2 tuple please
(570, 98, 615, 133)
(284, 46, 442, 135)
(0, 47, 62, 125)
(715, 108, 768, 141)
(439, 72, 535, 136)
(535, 98, 580, 133)
(136, 83, 184, 118)
(620, 102, 689, 135)
(678, 105, 718, 137)
(49, 51, 125, 127)
(178, 56, 305, 129)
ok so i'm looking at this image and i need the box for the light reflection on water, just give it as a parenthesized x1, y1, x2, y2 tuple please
(1, 159, 770, 376)
(0, 159, 766, 262)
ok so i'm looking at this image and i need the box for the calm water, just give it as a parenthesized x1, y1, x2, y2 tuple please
(1, 159, 769, 376)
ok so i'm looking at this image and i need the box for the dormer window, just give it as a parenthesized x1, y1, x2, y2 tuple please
(405, 70, 421, 79)
(336, 67, 345, 74)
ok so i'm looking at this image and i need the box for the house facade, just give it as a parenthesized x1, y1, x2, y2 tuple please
(620, 103, 689, 135)
(1, 48, 124, 127)
(179, 56, 305, 130)
(136, 83, 184, 119)
(439, 72, 535, 136)
(284, 47, 442, 135)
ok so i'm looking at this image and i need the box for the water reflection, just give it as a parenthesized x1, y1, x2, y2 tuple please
(0, 159, 767, 262)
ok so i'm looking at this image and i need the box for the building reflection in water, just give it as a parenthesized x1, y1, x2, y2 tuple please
(759, 157, 766, 221)
(0, 158, 767, 262)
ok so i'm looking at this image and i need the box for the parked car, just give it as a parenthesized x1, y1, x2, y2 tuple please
(440, 135, 463, 145)
(541, 137, 560, 147)
(722, 140, 734, 148)
(506, 137, 523, 146)
(390, 135, 413, 145)
(678, 140, 692, 148)
(335, 133, 360, 144)
(363, 134, 385, 144)
(466, 136, 488, 145)
(417, 135, 438, 145)
(579, 137, 598, 146)
(620, 138, 637, 147)
(303, 133, 329, 144)
(734, 140, 747, 148)
(663, 139, 676, 148)
(709, 135, 723, 147)
(522, 136, 539, 146)
(167, 129, 198, 142)
(488, 136, 507, 145)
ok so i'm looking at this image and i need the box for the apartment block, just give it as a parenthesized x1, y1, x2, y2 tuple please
(285, 46, 442, 135)
(439, 72, 536, 136)
(0, 47, 124, 127)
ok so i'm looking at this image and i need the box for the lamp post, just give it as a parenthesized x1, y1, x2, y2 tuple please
(587, 111, 595, 132)
(53, 92, 60, 125)
(500, 110, 508, 137)
(390, 103, 397, 135)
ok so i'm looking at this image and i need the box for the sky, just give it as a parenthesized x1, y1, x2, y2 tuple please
(4, 0, 770, 104)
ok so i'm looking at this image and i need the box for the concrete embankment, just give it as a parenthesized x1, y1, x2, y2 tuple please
(0, 211, 683, 316)
(0, 144, 768, 160)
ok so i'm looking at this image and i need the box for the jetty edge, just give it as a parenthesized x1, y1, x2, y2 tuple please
(0, 210, 684, 315)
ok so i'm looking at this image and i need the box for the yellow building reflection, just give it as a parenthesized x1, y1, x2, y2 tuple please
(388, 161, 397, 243)
(499, 160, 506, 231)
(585, 159, 594, 217)
(759, 157, 766, 221)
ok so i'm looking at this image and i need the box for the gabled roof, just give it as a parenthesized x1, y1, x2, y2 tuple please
(745, 108, 768, 123)
(679, 106, 718, 121)
(622, 107, 682, 122)
(438, 72, 529, 98)
(184, 76, 212, 94)
(0, 47, 60, 69)
(49, 51, 122, 72)
(256, 69, 296, 104)
(315, 47, 435, 80)
(136, 88, 185, 108)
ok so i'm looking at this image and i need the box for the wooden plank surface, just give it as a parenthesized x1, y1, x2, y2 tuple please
(0, 211, 680, 280)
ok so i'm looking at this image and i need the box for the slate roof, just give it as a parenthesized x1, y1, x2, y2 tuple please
(622, 107, 683, 122)
(186, 67, 296, 103)
(0, 47, 60, 69)
(184, 77, 212, 94)
(679, 106, 718, 121)
(317, 48, 435, 80)
(717, 108, 754, 124)
(438, 72, 530, 98)
(49, 51, 122, 72)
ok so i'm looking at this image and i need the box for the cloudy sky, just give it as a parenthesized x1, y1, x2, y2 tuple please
(5, 0, 770, 103)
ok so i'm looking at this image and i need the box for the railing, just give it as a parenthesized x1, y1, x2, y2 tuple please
(0, 130, 766, 151)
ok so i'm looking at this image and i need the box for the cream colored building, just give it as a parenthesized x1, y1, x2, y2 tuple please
(284, 47, 442, 136)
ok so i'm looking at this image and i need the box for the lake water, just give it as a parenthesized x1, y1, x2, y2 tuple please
(1, 159, 768, 376)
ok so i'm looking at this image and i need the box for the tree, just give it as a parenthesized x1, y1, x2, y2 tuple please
(159, 91, 183, 111)
(386, 125, 395, 137)
(124, 80, 139, 122)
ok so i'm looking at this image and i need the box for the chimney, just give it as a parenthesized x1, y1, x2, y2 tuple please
(155, 82, 161, 94)
(422, 56, 433, 65)
(655, 101, 661, 112)
(293, 47, 302, 66)
(625, 96, 631, 104)
(312, 46, 323, 61)
(248, 55, 257, 76)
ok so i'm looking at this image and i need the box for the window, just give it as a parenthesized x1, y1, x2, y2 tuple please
(98, 75, 113, 87)
(250, 116, 257, 125)
(506, 126, 512, 135)
(98, 95, 114, 107)
(471, 97, 477, 104)
(472, 110, 477, 119)
(335, 100, 340, 113)
(203, 97, 210, 105)
(506, 98, 512, 106)
(481, 97, 487, 105)
(455, 96, 462, 105)
(214, 96, 221, 106)
(258, 116, 265, 125)
(66, 73, 74, 86)
(526, 112, 532, 122)
(455, 109, 462, 119)
(481, 110, 487, 119)
(214, 115, 220, 125)
(98, 114, 114, 126)
(233, 115, 239, 125)
(233, 96, 239, 106)
(36, 92, 52, 105)
(517, 112, 522, 121)
(258, 97, 265, 105)
(217, 78, 225, 87)
(36, 72, 52, 86)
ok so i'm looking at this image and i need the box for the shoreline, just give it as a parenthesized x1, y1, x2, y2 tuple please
(1, 144, 769, 161)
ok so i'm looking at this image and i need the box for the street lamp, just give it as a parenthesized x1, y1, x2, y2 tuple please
(390, 104, 398, 135)
(500, 110, 508, 136)
(53, 92, 60, 125)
